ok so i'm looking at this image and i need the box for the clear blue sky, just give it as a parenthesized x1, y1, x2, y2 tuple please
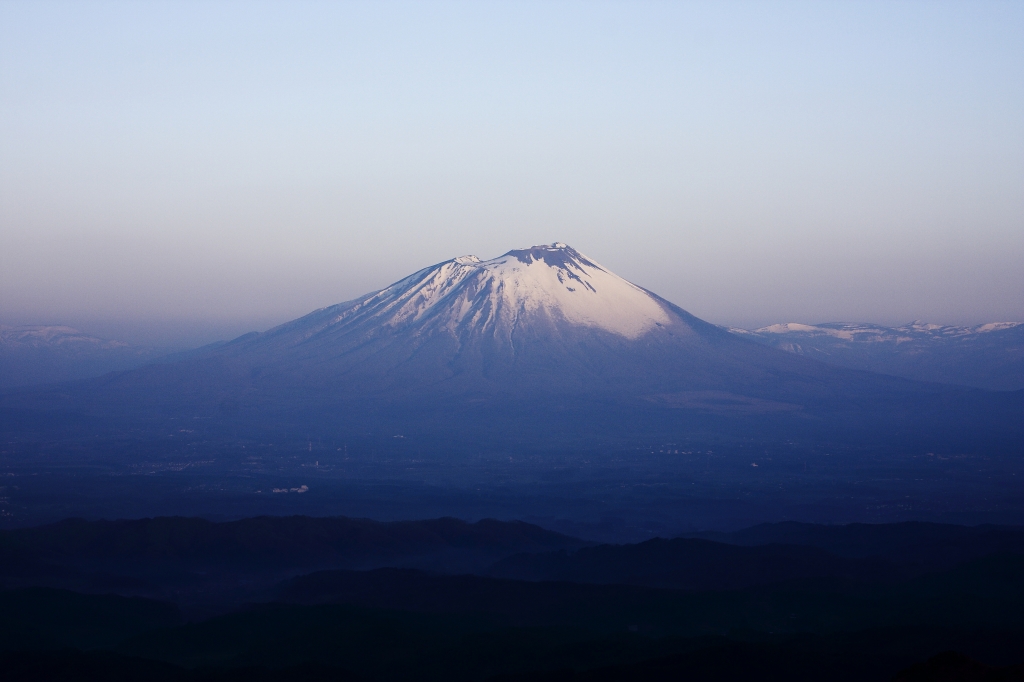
(2, 1, 1022, 345)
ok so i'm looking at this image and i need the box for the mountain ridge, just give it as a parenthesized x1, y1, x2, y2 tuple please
(0, 325, 163, 389)
(731, 319, 1024, 391)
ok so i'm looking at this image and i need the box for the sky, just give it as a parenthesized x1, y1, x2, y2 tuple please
(1, 1, 1022, 346)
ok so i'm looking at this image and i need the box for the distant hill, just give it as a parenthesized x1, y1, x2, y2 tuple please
(682, 521, 1024, 572)
(488, 520, 1024, 591)
(277, 553, 1024, 634)
(0, 325, 165, 388)
(0, 515, 584, 604)
(486, 537, 898, 589)
(731, 321, 1024, 391)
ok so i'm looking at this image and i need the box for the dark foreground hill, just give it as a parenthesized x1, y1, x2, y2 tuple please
(893, 651, 1024, 682)
(2, 550, 1024, 680)
(1, 517, 1024, 680)
(274, 552, 1024, 635)
(486, 522, 1024, 588)
(0, 515, 583, 612)
(684, 521, 1024, 573)
(4, 515, 1023, 605)
(4, 633, 1023, 682)
(486, 537, 899, 589)
(0, 514, 578, 569)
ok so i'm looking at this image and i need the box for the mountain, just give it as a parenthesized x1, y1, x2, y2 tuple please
(731, 321, 1024, 391)
(4, 244, 1022, 452)
(0, 325, 162, 389)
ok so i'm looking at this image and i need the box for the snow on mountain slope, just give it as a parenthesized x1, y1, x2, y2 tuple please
(276, 243, 672, 343)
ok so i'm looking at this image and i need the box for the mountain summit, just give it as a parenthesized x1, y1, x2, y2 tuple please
(275, 243, 672, 345)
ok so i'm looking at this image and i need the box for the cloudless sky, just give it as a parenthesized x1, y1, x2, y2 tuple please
(2, 1, 1022, 346)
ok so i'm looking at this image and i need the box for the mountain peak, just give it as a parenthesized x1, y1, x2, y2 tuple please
(502, 242, 587, 268)
(277, 244, 675, 343)
(406, 243, 670, 339)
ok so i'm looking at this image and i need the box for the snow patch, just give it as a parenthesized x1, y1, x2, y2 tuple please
(975, 322, 1020, 333)
(745, 319, 1023, 344)
(755, 323, 860, 340)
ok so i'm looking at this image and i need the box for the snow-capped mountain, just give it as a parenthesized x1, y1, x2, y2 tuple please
(0, 325, 131, 350)
(0, 325, 160, 388)
(289, 243, 671, 341)
(206, 242, 802, 401)
(266, 243, 679, 349)
(732, 320, 1024, 391)
(8, 244, 1021, 450)
(736, 320, 1021, 343)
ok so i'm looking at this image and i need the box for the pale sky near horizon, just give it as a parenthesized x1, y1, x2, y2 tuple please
(2, 1, 1022, 346)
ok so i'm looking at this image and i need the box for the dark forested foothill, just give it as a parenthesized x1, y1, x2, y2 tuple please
(0, 517, 1022, 680)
